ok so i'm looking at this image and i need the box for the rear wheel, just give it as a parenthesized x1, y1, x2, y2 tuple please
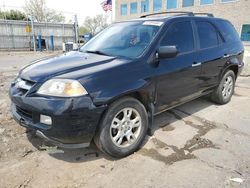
(211, 70, 235, 104)
(94, 97, 148, 158)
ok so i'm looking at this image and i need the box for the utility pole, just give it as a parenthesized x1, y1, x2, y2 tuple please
(3, 0, 10, 50)
(45, 18, 48, 51)
(74, 14, 79, 48)
(30, 15, 36, 51)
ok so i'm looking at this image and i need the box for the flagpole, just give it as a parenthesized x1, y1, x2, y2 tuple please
(110, 10, 113, 23)
(110, 0, 113, 23)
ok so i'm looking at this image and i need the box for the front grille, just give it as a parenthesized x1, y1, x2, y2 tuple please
(15, 78, 36, 96)
(16, 105, 33, 119)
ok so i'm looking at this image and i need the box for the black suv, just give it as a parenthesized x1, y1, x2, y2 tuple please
(10, 12, 244, 157)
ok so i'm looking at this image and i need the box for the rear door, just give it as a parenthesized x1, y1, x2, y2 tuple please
(194, 19, 225, 90)
(155, 19, 201, 112)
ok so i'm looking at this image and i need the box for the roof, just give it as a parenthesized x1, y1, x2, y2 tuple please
(115, 11, 227, 24)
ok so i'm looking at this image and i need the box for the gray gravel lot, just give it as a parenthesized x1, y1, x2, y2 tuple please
(0, 52, 249, 188)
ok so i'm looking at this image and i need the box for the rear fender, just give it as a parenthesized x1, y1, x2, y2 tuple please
(219, 57, 240, 82)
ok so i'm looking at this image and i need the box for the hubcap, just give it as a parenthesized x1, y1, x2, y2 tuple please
(222, 75, 233, 99)
(110, 108, 142, 148)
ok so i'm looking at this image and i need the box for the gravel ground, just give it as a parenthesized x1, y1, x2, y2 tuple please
(0, 52, 249, 188)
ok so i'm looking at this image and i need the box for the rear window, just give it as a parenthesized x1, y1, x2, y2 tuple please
(216, 20, 240, 43)
(196, 21, 221, 49)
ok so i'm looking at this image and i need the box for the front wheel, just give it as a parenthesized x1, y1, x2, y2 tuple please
(211, 70, 235, 105)
(94, 97, 148, 158)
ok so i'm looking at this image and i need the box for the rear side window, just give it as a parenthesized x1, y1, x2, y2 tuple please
(196, 21, 221, 49)
(216, 20, 240, 43)
(161, 21, 194, 53)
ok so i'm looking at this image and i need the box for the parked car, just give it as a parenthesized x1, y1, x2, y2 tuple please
(10, 12, 244, 158)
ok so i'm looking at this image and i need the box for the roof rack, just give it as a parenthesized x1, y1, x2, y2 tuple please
(193, 13, 214, 17)
(140, 11, 194, 18)
(140, 11, 214, 18)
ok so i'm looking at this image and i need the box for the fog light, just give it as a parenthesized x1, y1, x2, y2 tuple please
(40, 115, 52, 125)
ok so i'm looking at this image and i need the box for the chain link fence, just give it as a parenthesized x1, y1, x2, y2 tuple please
(0, 19, 77, 51)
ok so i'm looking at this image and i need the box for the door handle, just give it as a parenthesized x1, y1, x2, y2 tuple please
(192, 62, 202, 67)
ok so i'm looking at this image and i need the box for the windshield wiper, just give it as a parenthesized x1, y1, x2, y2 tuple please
(85, 50, 110, 56)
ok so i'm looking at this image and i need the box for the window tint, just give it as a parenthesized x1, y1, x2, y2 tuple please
(153, 0, 162, 12)
(121, 4, 127, 16)
(141, 0, 149, 13)
(241, 24, 250, 41)
(161, 21, 194, 53)
(216, 20, 240, 42)
(182, 0, 194, 7)
(197, 21, 220, 49)
(167, 0, 177, 9)
(130, 2, 137, 14)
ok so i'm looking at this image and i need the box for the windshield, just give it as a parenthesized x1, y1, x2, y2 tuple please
(80, 21, 163, 59)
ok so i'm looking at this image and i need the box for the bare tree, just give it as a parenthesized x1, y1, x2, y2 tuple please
(24, 0, 65, 23)
(82, 14, 109, 35)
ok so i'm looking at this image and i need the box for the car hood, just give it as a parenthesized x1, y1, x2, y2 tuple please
(19, 51, 122, 82)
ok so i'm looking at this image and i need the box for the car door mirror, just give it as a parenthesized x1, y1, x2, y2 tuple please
(158, 46, 178, 59)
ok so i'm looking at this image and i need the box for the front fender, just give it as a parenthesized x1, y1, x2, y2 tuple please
(79, 60, 157, 106)
(91, 77, 156, 106)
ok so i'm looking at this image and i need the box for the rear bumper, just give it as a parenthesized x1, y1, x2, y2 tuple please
(238, 62, 244, 76)
(10, 89, 107, 148)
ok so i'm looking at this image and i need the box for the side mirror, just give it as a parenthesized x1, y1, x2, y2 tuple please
(157, 46, 178, 59)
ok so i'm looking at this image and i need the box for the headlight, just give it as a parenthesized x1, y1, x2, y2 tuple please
(37, 79, 88, 97)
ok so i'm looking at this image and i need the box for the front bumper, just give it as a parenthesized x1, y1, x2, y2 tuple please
(10, 86, 107, 148)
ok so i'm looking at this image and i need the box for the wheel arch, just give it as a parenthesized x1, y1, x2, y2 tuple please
(219, 60, 239, 82)
(228, 65, 238, 79)
(95, 89, 156, 137)
(104, 90, 154, 117)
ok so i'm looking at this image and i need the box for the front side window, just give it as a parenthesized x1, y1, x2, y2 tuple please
(196, 21, 220, 49)
(182, 0, 194, 7)
(161, 21, 194, 53)
(241, 24, 250, 41)
(153, 0, 162, 12)
(130, 2, 138, 14)
(121, 4, 127, 16)
(200, 0, 214, 5)
(141, 0, 149, 13)
(167, 0, 177, 9)
(80, 21, 162, 59)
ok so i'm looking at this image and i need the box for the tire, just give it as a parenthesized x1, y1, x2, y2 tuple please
(94, 97, 148, 158)
(211, 70, 235, 105)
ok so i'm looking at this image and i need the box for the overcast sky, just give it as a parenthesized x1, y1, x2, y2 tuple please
(0, 0, 114, 24)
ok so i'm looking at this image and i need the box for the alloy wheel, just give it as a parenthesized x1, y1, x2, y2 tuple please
(222, 75, 233, 100)
(110, 108, 142, 148)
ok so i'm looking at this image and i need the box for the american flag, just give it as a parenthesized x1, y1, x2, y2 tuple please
(101, 0, 112, 12)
